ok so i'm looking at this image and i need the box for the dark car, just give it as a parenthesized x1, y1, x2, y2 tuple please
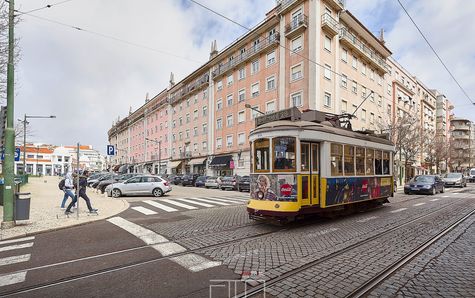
(90, 173, 116, 188)
(237, 176, 250, 192)
(181, 174, 199, 186)
(96, 173, 138, 193)
(442, 173, 467, 188)
(169, 174, 183, 185)
(194, 176, 208, 187)
(220, 176, 240, 191)
(404, 175, 445, 195)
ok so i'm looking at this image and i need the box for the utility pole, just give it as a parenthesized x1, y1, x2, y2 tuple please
(2, 0, 15, 228)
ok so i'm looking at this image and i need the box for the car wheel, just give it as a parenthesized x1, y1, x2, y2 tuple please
(431, 187, 436, 195)
(101, 186, 106, 194)
(205, 186, 209, 189)
(111, 189, 122, 198)
(153, 188, 163, 197)
(404, 190, 410, 195)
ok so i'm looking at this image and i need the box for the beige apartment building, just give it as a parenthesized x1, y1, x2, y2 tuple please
(108, 0, 453, 178)
(450, 118, 475, 171)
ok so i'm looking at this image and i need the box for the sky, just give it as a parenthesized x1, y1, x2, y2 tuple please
(11, 0, 475, 154)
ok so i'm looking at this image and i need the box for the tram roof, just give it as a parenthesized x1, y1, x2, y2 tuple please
(250, 120, 394, 146)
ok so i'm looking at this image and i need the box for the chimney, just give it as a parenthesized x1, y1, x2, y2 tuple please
(145, 92, 150, 103)
(379, 28, 385, 45)
(129, 106, 133, 115)
(169, 72, 175, 89)
(209, 40, 218, 60)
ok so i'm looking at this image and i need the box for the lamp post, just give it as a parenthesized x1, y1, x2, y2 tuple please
(145, 138, 161, 174)
(18, 115, 56, 175)
(244, 103, 265, 115)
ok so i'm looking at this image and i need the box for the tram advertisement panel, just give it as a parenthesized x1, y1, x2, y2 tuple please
(325, 177, 392, 206)
(250, 174, 298, 202)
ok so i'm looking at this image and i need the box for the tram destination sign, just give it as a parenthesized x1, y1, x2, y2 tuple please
(255, 107, 302, 127)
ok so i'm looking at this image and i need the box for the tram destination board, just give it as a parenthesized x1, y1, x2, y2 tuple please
(255, 107, 302, 127)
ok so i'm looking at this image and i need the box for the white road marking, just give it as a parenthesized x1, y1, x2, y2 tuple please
(131, 206, 157, 215)
(162, 199, 198, 210)
(430, 199, 440, 202)
(442, 196, 450, 198)
(195, 198, 230, 206)
(170, 253, 221, 272)
(0, 236, 35, 246)
(390, 208, 407, 213)
(152, 242, 187, 256)
(107, 217, 168, 245)
(176, 198, 214, 208)
(356, 216, 378, 223)
(413, 203, 426, 207)
(452, 193, 461, 195)
(204, 197, 244, 204)
(0, 243, 34, 253)
(0, 254, 31, 267)
(143, 200, 178, 212)
(0, 271, 27, 287)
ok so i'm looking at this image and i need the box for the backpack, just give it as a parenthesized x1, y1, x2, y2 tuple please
(58, 179, 65, 190)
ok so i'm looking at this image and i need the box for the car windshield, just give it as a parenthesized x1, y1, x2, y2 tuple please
(222, 177, 233, 181)
(445, 173, 462, 178)
(412, 176, 434, 183)
(470, 170, 475, 175)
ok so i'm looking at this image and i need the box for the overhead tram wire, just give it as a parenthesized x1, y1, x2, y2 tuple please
(15, 0, 77, 15)
(15, 10, 203, 64)
(396, 0, 474, 105)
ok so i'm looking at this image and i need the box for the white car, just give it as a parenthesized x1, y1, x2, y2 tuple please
(106, 175, 171, 198)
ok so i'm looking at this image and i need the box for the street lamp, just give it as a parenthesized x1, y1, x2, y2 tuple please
(244, 103, 265, 115)
(18, 114, 56, 175)
(145, 137, 161, 174)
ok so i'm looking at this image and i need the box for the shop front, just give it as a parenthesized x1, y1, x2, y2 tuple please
(208, 155, 234, 176)
(188, 157, 207, 175)
(169, 160, 183, 174)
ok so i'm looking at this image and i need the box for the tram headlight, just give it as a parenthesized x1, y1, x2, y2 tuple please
(275, 204, 280, 209)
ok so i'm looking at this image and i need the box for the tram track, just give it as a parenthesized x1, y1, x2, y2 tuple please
(233, 197, 475, 298)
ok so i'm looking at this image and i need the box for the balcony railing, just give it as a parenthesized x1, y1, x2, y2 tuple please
(285, 14, 308, 37)
(169, 73, 210, 104)
(212, 33, 280, 79)
(321, 13, 339, 36)
(339, 27, 389, 73)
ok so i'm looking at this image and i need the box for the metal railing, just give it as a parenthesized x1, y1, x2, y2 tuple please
(169, 73, 210, 104)
(321, 12, 339, 32)
(285, 14, 308, 35)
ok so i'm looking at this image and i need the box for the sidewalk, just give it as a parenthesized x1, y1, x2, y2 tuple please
(0, 176, 129, 240)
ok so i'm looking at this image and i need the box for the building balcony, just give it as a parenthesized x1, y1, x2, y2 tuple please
(339, 27, 388, 74)
(285, 14, 308, 38)
(212, 33, 280, 79)
(321, 13, 339, 36)
(451, 124, 471, 131)
(169, 73, 209, 105)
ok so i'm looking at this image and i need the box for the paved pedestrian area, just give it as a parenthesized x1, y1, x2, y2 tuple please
(0, 176, 129, 240)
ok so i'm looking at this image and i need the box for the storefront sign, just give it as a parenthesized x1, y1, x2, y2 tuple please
(229, 160, 235, 169)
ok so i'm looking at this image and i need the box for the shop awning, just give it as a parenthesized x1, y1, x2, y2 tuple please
(188, 157, 207, 166)
(209, 155, 233, 168)
(169, 161, 182, 168)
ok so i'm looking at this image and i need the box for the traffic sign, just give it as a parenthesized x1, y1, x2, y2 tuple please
(107, 145, 115, 156)
(1, 147, 20, 161)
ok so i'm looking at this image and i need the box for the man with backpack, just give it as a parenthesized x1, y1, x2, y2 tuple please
(60, 171, 76, 209)
(65, 170, 98, 215)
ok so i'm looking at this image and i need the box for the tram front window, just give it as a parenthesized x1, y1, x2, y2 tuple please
(273, 137, 296, 171)
(254, 138, 270, 172)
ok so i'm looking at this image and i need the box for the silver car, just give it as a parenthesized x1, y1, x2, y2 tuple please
(205, 176, 219, 189)
(107, 175, 172, 198)
(443, 173, 467, 188)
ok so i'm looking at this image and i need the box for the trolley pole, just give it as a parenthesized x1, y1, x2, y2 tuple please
(2, 0, 16, 228)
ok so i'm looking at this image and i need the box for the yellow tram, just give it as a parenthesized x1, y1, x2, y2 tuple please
(247, 108, 395, 222)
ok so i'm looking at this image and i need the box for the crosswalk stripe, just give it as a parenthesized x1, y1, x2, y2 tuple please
(176, 198, 214, 208)
(0, 236, 35, 246)
(193, 198, 230, 206)
(107, 217, 168, 245)
(220, 195, 249, 200)
(0, 254, 31, 267)
(162, 199, 198, 210)
(144, 200, 178, 212)
(0, 243, 34, 253)
(152, 242, 187, 256)
(204, 197, 245, 204)
(390, 208, 407, 213)
(0, 271, 27, 287)
(218, 196, 249, 202)
(170, 253, 221, 272)
(131, 206, 157, 215)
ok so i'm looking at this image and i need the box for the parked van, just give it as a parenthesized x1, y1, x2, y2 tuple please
(469, 168, 475, 182)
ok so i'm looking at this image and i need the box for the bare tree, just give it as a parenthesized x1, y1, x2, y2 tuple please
(14, 121, 34, 140)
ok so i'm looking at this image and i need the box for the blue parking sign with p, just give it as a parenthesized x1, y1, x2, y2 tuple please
(1, 147, 20, 161)
(107, 145, 115, 156)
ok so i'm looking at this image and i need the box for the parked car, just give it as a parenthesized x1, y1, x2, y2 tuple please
(181, 174, 199, 186)
(96, 173, 138, 193)
(194, 176, 208, 187)
(404, 175, 445, 195)
(205, 176, 220, 189)
(106, 175, 171, 198)
(220, 176, 240, 191)
(86, 173, 108, 187)
(468, 168, 475, 183)
(237, 176, 250, 192)
(90, 173, 116, 188)
(168, 174, 183, 185)
(442, 173, 467, 188)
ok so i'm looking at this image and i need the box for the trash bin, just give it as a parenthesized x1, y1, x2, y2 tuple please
(15, 192, 31, 220)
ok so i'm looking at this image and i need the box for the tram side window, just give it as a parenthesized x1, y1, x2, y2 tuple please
(254, 138, 270, 172)
(355, 147, 365, 175)
(330, 143, 343, 176)
(301, 143, 310, 171)
(273, 137, 296, 171)
(382, 151, 390, 175)
(375, 150, 383, 175)
(312, 144, 319, 172)
(344, 145, 355, 176)
(366, 148, 374, 175)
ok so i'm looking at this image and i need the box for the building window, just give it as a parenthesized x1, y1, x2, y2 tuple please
(352, 56, 358, 69)
(227, 114, 233, 127)
(227, 94, 233, 106)
(324, 64, 331, 80)
(266, 76, 276, 91)
(251, 60, 259, 74)
(370, 69, 374, 81)
(362, 63, 367, 75)
(361, 109, 366, 121)
(216, 118, 222, 129)
(172, 120, 176, 128)
(238, 89, 246, 102)
(186, 99, 190, 107)
(179, 132, 183, 140)
(341, 48, 348, 62)
(216, 138, 222, 149)
(352, 81, 357, 94)
(362, 86, 366, 98)
(324, 92, 331, 107)
(226, 135, 233, 147)
(370, 112, 374, 124)
(267, 51, 276, 66)
(238, 133, 245, 145)
(179, 117, 183, 125)
(202, 141, 207, 150)
(291, 35, 303, 52)
(378, 95, 382, 107)
(324, 35, 332, 51)
(291, 92, 302, 107)
(202, 106, 207, 116)
(193, 127, 198, 136)
(227, 74, 233, 85)
(186, 129, 190, 138)
(238, 110, 245, 123)
(251, 83, 260, 98)
(341, 100, 348, 113)
(186, 113, 190, 123)
(193, 110, 198, 119)
(238, 67, 246, 80)
(216, 80, 223, 91)
(202, 123, 207, 134)
(341, 74, 347, 88)
(216, 99, 222, 110)
(291, 64, 303, 81)
(194, 143, 198, 152)
(266, 101, 276, 113)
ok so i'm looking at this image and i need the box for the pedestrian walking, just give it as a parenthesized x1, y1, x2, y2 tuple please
(65, 170, 98, 214)
(60, 171, 76, 209)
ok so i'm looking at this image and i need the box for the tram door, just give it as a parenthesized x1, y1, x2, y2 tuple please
(311, 144, 319, 206)
(299, 143, 320, 206)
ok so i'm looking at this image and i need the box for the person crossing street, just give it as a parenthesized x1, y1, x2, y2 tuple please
(65, 170, 98, 214)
